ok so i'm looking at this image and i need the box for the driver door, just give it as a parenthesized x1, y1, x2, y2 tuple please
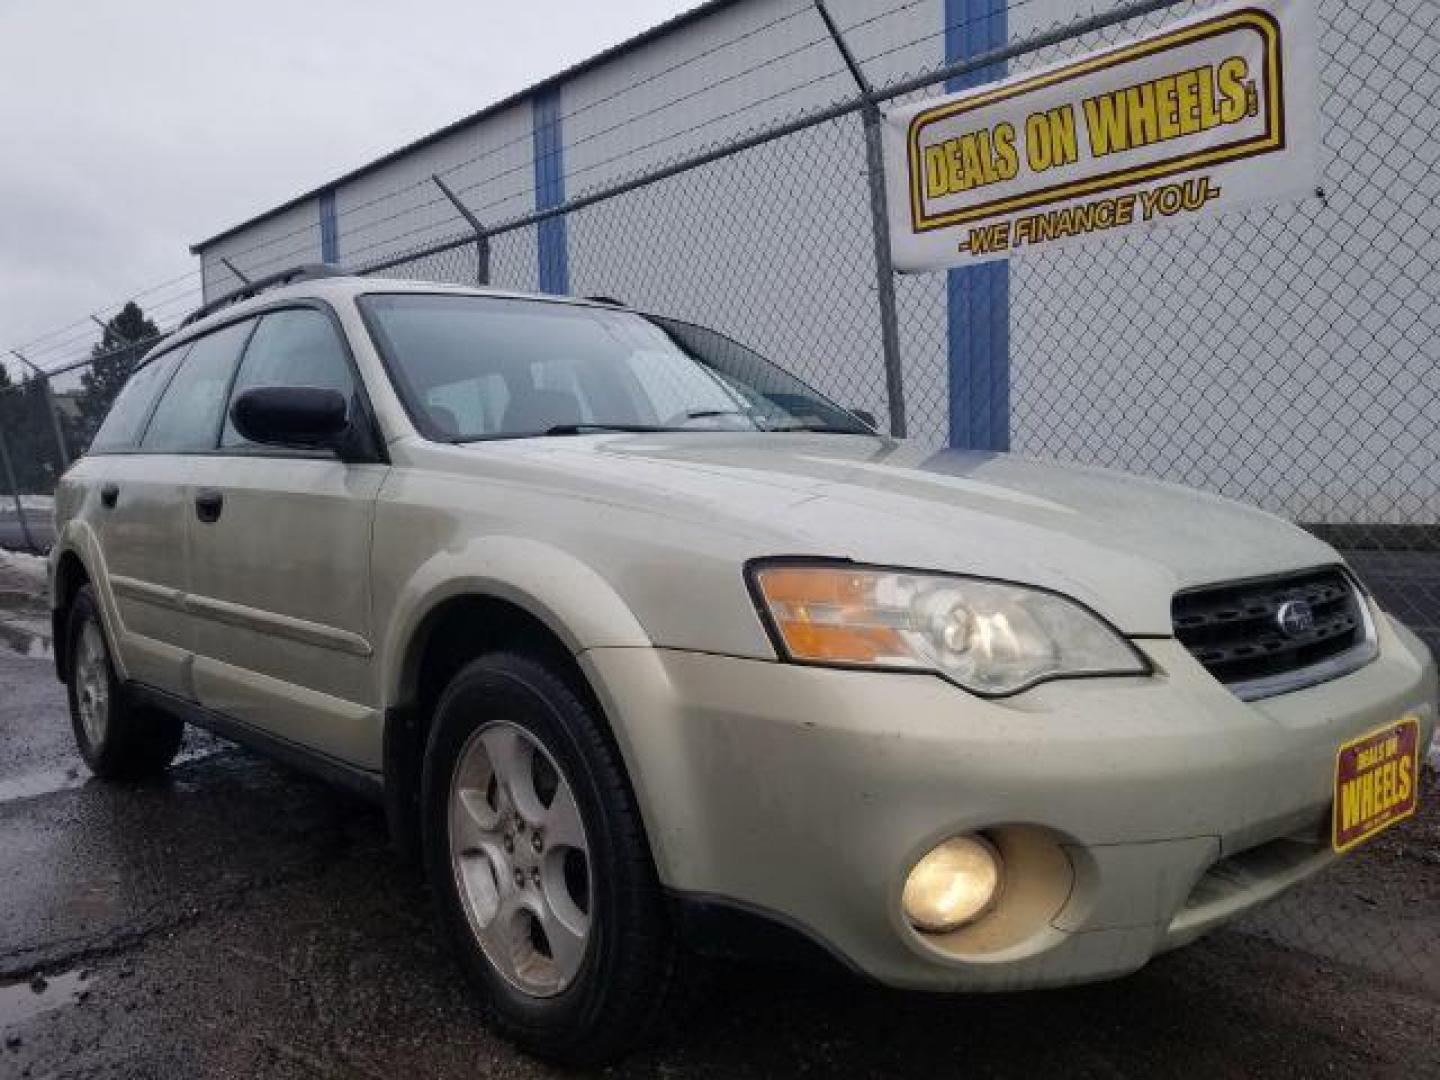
(185, 305, 388, 769)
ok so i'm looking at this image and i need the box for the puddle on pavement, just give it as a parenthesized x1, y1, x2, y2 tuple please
(0, 619, 52, 661)
(0, 747, 224, 804)
(0, 969, 90, 1030)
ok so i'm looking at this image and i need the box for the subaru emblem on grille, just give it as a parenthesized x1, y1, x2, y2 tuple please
(1276, 599, 1315, 637)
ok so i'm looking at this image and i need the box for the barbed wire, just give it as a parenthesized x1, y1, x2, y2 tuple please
(234, 23, 850, 277)
(0, 0, 1215, 388)
(196, 0, 1095, 283)
(6, 269, 202, 368)
(14, 280, 204, 369)
(202, 0, 824, 270)
(5, 0, 1149, 350)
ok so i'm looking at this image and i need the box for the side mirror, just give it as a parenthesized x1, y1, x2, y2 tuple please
(230, 386, 350, 450)
(851, 408, 879, 430)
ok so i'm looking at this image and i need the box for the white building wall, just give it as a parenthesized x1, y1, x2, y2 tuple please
(338, 102, 537, 277)
(200, 201, 321, 300)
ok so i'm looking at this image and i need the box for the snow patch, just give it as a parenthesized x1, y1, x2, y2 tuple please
(0, 548, 48, 584)
(0, 494, 54, 512)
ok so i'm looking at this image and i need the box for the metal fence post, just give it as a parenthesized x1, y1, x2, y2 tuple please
(38, 376, 69, 468)
(814, 0, 907, 437)
(0, 419, 38, 554)
(221, 257, 251, 286)
(432, 174, 492, 286)
(860, 112, 908, 439)
(11, 351, 70, 468)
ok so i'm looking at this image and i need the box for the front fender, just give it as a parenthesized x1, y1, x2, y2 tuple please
(377, 534, 651, 708)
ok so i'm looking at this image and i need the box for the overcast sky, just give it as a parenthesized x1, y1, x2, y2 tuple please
(0, 0, 694, 372)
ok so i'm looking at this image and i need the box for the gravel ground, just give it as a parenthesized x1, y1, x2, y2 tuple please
(0, 564, 1437, 1077)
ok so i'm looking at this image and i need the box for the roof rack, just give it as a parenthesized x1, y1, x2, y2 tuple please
(181, 264, 350, 327)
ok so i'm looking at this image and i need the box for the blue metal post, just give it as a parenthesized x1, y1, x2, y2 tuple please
(533, 86, 570, 294)
(318, 189, 339, 264)
(946, 0, 1010, 450)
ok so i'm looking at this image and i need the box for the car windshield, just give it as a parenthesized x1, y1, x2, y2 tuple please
(357, 293, 873, 441)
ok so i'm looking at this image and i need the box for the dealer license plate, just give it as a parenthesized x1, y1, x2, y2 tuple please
(1332, 715, 1421, 853)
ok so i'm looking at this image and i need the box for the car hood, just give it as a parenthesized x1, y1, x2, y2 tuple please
(441, 432, 1340, 636)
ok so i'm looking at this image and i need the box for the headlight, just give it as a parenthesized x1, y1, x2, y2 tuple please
(749, 562, 1149, 696)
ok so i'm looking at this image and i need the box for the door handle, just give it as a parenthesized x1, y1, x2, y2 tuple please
(100, 483, 119, 509)
(194, 488, 224, 524)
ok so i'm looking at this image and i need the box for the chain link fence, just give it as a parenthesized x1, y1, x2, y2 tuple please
(1, 0, 1436, 1012)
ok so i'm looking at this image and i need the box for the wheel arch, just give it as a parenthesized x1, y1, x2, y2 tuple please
(379, 539, 653, 859)
(380, 537, 651, 710)
(51, 543, 94, 683)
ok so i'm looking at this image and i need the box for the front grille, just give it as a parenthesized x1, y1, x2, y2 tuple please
(1172, 567, 1371, 698)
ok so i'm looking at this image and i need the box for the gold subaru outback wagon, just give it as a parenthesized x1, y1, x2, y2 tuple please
(49, 268, 1436, 1064)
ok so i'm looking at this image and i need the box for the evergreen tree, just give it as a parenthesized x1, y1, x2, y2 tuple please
(0, 369, 61, 493)
(77, 301, 159, 445)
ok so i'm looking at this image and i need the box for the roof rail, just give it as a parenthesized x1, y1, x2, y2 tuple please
(182, 264, 349, 327)
(583, 295, 627, 307)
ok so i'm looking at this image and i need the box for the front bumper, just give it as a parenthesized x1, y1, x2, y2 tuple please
(581, 612, 1437, 991)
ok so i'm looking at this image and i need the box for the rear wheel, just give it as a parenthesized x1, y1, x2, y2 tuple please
(65, 584, 183, 779)
(422, 652, 679, 1065)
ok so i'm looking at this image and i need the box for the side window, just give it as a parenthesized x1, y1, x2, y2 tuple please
(140, 319, 254, 452)
(87, 347, 185, 454)
(222, 308, 354, 448)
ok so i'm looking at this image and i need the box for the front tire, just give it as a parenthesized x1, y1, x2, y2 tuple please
(65, 583, 183, 779)
(421, 652, 679, 1065)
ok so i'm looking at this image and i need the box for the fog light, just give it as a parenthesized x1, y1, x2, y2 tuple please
(903, 834, 1002, 933)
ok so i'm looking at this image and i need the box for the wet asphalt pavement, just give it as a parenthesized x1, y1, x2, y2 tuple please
(1, 586, 1439, 1077)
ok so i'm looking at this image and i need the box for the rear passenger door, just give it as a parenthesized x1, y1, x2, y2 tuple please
(81, 345, 193, 693)
(185, 304, 389, 769)
(124, 318, 260, 692)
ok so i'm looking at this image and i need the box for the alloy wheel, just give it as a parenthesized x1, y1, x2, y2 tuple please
(448, 721, 592, 997)
(74, 618, 110, 748)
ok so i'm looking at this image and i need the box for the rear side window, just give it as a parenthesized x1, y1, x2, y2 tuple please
(221, 307, 354, 448)
(141, 319, 254, 452)
(87, 348, 185, 454)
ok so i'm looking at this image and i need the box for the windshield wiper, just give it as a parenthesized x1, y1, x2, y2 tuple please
(763, 423, 872, 434)
(677, 410, 868, 435)
(680, 409, 755, 422)
(453, 424, 682, 443)
(459, 420, 871, 442)
(542, 423, 682, 435)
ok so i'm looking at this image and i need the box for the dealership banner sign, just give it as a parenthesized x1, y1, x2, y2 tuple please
(883, 0, 1319, 271)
